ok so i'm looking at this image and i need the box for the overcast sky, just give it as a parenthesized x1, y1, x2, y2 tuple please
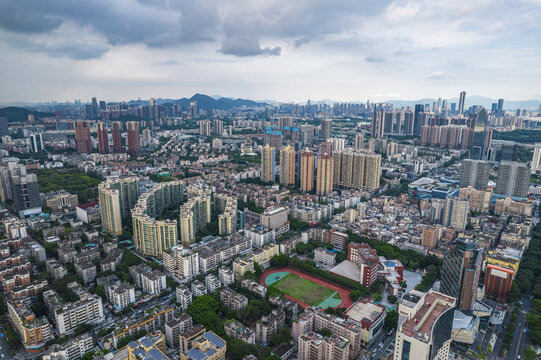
(0, 0, 540, 104)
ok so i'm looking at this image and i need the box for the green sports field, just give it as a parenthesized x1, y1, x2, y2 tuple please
(268, 273, 335, 306)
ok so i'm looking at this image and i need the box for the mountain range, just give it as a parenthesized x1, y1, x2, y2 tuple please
(127, 93, 268, 110)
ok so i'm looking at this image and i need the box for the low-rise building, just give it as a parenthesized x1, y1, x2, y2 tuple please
(232, 256, 254, 277)
(111, 283, 136, 311)
(205, 274, 221, 293)
(141, 270, 167, 295)
(314, 247, 336, 268)
(177, 287, 193, 310)
(256, 309, 285, 344)
(165, 314, 193, 350)
(343, 300, 386, 347)
(191, 280, 207, 297)
(75, 260, 96, 285)
(220, 288, 249, 311)
(241, 278, 267, 298)
(224, 319, 256, 344)
(180, 330, 226, 360)
(218, 266, 235, 286)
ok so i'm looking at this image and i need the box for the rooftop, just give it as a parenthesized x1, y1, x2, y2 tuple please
(399, 291, 455, 343)
(345, 300, 386, 324)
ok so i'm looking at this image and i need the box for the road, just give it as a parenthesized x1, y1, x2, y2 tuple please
(369, 332, 395, 360)
(506, 296, 534, 360)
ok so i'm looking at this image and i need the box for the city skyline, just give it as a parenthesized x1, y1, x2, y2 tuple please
(1, 0, 540, 103)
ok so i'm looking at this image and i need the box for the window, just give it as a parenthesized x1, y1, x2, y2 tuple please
(401, 340, 411, 360)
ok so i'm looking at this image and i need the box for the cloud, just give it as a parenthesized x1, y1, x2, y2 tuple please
(220, 36, 281, 57)
(365, 56, 385, 63)
(424, 71, 447, 80)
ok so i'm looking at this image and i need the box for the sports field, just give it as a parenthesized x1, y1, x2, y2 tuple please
(267, 273, 336, 306)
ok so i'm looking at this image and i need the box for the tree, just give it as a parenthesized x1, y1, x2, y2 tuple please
(384, 309, 399, 330)
(318, 328, 332, 337)
(350, 289, 368, 302)
(388, 295, 398, 304)
(523, 347, 537, 360)
(254, 262, 263, 278)
(94, 285, 106, 300)
(81, 351, 94, 360)
(270, 254, 289, 268)
(270, 326, 291, 346)
(187, 295, 221, 334)
(374, 293, 382, 301)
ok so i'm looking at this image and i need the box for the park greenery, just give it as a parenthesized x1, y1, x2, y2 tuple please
(493, 129, 541, 143)
(31, 167, 102, 203)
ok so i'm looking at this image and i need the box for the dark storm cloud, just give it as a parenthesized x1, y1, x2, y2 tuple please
(0, 0, 391, 59)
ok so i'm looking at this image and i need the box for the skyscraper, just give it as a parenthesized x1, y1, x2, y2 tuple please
(470, 108, 488, 160)
(459, 160, 490, 190)
(126, 121, 141, 157)
(112, 121, 122, 153)
(300, 149, 315, 192)
(8, 163, 41, 217)
(371, 110, 384, 139)
(75, 121, 92, 153)
(440, 238, 483, 310)
(261, 145, 276, 183)
(321, 119, 332, 141)
(495, 161, 530, 198)
(531, 143, 541, 172)
(97, 122, 109, 154)
(316, 154, 334, 195)
(29, 133, 44, 153)
(413, 104, 424, 135)
(458, 91, 466, 115)
(497, 98, 504, 114)
(279, 145, 295, 186)
(190, 101, 198, 119)
(0, 117, 8, 137)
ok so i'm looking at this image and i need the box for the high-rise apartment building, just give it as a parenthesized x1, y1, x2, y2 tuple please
(333, 149, 381, 190)
(371, 110, 384, 138)
(97, 121, 109, 154)
(7, 299, 52, 351)
(126, 121, 141, 157)
(112, 121, 122, 153)
(298, 332, 350, 360)
(29, 133, 44, 153)
(354, 133, 364, 151)
(279, 145, 295, 186)
(393, 290, 456, 360)
(440, 238, 482, 310)
(98, 177, 140, 236)
(0, 117, 9, 137)
(458, 91, 466, 115)
(163, 246, 200, 279)
(316, 154, 334, 195)
(261, 145, 276, 183)
(212, 119, 224, 135)
(75, 121, 92, 153)
(300, 149, 315, 192)
(6, 163, 42, 217)
(442, 197, 469, 231)
(421, 226, 443, 249)
(459, 159, 491, 190)
(459, 186, 492, 212)
(495, 161, 530, 198)
(199, 120, 211, 136)
(321, 119, 332, 140)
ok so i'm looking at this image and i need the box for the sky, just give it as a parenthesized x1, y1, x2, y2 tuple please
(0, 0, 540, 104)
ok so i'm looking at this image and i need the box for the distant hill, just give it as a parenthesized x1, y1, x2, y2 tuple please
(127, 93, 268, 110)
(0, 106, 55, 123)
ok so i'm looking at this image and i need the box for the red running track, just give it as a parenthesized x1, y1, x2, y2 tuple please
(259, 266, 353, 309)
